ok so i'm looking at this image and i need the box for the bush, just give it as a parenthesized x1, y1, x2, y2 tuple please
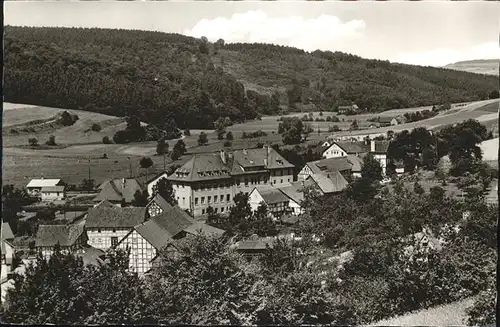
(91, 123, 102, 132)
(46, 135, 57, 146)
(28, 137, 39, 146)
(223, 140, 232, 147)
(102, 136, 112, 144)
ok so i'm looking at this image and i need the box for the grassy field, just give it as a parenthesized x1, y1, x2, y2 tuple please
(373, 298, 475, 326)
(227, 99, 499, 137)
(2, 100, 498, 188)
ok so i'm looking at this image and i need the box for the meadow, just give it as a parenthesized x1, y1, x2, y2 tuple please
(2, 99, 498, 188)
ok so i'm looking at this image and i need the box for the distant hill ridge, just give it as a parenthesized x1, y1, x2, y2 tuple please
(3, 26, 498, 130)
(444, 59, 499, 76)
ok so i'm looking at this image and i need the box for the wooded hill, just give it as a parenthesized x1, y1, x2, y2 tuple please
(4, 26, 498, 130)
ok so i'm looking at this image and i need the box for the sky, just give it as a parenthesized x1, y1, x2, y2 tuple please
(4, 1, 500, 67)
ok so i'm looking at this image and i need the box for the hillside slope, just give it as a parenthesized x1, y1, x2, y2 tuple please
(444, 59, 499, 76)
(4, 26, 498, 130)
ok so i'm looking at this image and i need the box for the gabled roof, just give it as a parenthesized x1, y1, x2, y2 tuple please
(135, 206, 195, 250)
(307, 171, 348, 194)
(41, 186, 65, 192)
(346, 155, 364, 172)
(146, 171, 169, 185)
(94, 178, 143, 203)
(378, 116, 395, 124)
(85, 201, 146, 228)
(278, 182, 305, 204)
(333, 141, 369, 154)
(35, 222, 85, 247)
(309, 157, 353, 174)
(183, 221, 225, 237)
(26, 179, 61, 188)
(252, 186, 290, 205)
(147, 194, 173, 213)
(2, 223, 15, 241)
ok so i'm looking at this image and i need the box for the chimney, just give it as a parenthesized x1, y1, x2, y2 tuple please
(370, 140, 375, 153)
(220, 150, 227, 164)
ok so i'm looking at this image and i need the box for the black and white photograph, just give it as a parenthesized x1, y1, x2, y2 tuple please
(1, 1, 498, 325)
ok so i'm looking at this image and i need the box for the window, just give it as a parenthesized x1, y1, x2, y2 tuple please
(208, 196, 212, 204)
(221, 207, 225, 213)
(280, 179, 283, 184)
(288, 178, 290, 182)
(202, 209, 205, 215)
(273, 180, 277, 185)
(111, 237, 118, 247)
(98, 228, 101, 233)
(112, 228, 116, 233)
(245, 179, 249, 186)
(227, 194, 230, 201)
(214, 195, 218, 203)
(195, 197, 199, 205)
(214, 208, 218, 213)
(201, 197, 205, 204)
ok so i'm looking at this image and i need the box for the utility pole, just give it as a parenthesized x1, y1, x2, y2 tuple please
(127, 157, 132, 178)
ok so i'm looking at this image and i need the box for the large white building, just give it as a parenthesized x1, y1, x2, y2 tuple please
(167, 147, 295, 217)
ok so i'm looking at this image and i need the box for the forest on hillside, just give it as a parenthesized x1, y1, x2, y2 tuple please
(4, 26, 498, 130)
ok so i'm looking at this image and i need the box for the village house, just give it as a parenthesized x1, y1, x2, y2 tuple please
(85, 200, 147, 250)
(146, 171, 169, 198)
(347, 155, 364, 178)
(114, 205, 224, 274)
(391, 115, 406, 126)
(1, 223, 15, 280)
(305, 171, 349, 195)
(322, 140, 390, 175)
(146, 194, 173, 218)
(249, 185, 292, 218)
(166, 147, 294, 217)
(34, 222, 88, 258)
(94, 178, 144, 206)
(233, 235, 276, 261)
(26, 178, 65, 201)
(298, 157, 353, 181)
(278, 182, 305, 216)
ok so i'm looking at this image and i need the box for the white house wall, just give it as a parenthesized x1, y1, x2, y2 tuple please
(87, 228, 131, 250)
(41, 191, 65, 201)
(249, 190, 265, 212)
(147, 173, 169, 197)
(116, 230, 157, 275)
(322, 144, 347, 159)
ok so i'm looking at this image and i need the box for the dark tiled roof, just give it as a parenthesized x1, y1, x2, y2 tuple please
(147, 194, 173, 212)
(168, 147, 294, 182)
(35, 222, 85, 247)
(94, 178, 143, 203)
(233, 147, 294, 170)
(85, 202, 146, 228)
(333, 141, 369, 154)
(135, 206, 195, 250)
(167, 153, 232, 182)
(41, 186, 65, 192)
(309, 157, 353, 174)
(373, 141, 390, 153)
(378, 116, 395, 124)
(253, 186, 290, 204)
(146, 171, 168, 184)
